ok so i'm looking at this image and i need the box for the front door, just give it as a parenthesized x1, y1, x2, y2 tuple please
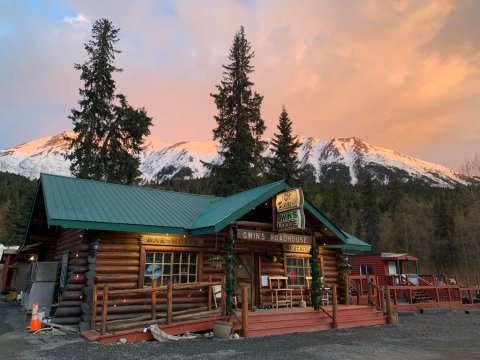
(237, 253, 256, 308)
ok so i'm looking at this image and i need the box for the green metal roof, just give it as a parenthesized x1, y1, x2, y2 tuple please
(40, 174, 220, 234)
(325, 231, 372, 252)
(189, 180, 290, 234)
(33, 174, 370, 251)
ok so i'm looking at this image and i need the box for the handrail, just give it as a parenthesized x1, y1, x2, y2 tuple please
(93, 280, 223, 335)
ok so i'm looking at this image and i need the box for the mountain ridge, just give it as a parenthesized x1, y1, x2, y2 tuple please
(0, 131, 468, 187)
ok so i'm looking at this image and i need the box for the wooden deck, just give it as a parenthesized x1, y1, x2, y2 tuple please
(81, 305, 387, 344)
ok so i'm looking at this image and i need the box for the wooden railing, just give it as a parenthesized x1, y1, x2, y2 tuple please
(92, 279, 223, 335)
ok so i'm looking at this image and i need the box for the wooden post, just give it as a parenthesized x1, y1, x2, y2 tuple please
(344, 274, 350, 305)
(90, 285, 97, 330)
(356, 282, 360, 305)
(151, 279, 157, 320)
(447, 286, 452, 302)
(367, 275, 373, 306)
(380, 287, 386, 311)
(167, 280, 173, 324)
(221, 276, 226, 317)
(408, 288, 413, 304)
(100, 285, 108, 335)
(242, 286, 249, 337)
(332, 285, 338, 329)
(208, 276, 212, 311)
(393, 287, 398, 305)
(385, 285, 394, 324)
(1, 254, 10, 292)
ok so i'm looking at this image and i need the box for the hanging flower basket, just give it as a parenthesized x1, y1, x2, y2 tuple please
(338, 255, 353, 275)
(208, 255, 225, 269)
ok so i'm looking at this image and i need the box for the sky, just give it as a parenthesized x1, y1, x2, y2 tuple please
(0, 0, 479, 169)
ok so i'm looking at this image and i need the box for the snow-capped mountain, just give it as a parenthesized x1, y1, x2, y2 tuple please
(0, 132, 468, 187)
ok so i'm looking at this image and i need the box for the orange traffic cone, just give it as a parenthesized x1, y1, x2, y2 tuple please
(27, 301, 41, 332)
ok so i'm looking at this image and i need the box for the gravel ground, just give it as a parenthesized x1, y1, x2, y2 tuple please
(1, 300, 479, 360)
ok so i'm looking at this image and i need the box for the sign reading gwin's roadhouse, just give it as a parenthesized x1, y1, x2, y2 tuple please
(275, 188, 305, 231)
(237, 229, 312, 244)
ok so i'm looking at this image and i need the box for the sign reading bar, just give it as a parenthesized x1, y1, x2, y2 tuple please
(276, 209, 305, 231)
(275, 188, 304, 213)
(141, 235, 202, 247)
(237, 229, 312, 244)
(283, 244, 311, 253)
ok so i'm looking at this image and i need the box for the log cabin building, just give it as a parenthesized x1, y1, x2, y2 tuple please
(21, 174, 372, 335)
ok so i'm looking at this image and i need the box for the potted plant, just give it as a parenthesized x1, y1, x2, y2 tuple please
(208, 255, 225, 269)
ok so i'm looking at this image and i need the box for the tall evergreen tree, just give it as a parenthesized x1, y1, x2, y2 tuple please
(269, 106, 301, 184)
(65, 19, 151, 184)
(360, 174, 380, 249)
(207, 26, 265, 196)
(432, 195, 458, 272)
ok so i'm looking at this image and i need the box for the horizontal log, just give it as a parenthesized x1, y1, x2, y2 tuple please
(174, 309, 220, 321)
(96, 253, 139, 260)
(95, 274, 139, 282)
(54, 307, 81, 317)
(93, 282, 138, 291)
(51, 317, 81, 325)
(57, 301, 83, 308)
(95, 259, 140, 266)
(69, 266, 88, 274)
(94, 303, 208, 316)
(98, 245, 139, 252)
(106, 318, 166, 332)
(61, 291, 83, 301)
(95, 266, 139, 274)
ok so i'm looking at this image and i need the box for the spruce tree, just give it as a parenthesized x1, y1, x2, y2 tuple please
(208, 26, 265, 196)
(66, 19, 151, 184)
(360, 174, 380, 249)
(269, 106, 301, 184)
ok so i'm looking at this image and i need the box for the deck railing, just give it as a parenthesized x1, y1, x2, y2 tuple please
(91, 279, 224, 335)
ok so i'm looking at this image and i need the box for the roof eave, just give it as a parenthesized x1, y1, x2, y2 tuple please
(325, 244, 372, 252)
(48, 219, 188, 235)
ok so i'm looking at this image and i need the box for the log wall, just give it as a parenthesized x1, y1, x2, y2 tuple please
(52, 229, 345, 328)
(51, 229, 87, 326)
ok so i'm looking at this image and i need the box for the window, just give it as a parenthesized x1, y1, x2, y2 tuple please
(359, 264, 373, 276)
(144, 252, 197, 287)
(286, 257, 311, 286)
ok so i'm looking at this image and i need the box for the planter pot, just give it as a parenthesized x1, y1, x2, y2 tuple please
(299, 300, 307, 308)
(210, 262, 224, 269)
(213, 321, 233, 339)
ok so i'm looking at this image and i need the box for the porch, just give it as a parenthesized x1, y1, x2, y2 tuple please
(81, 280, 388, 344)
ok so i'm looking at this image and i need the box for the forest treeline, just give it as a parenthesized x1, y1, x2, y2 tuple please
(1, 171, 479, 277)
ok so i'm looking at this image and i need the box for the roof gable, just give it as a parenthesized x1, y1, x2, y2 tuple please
(189, 180, 290, 234)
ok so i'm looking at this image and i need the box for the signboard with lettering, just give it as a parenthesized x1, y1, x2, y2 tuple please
(283, 244, 311, 253)
(276, 209, 305, 231)
(275, 188, 304, 213)
(236, 229, 312, 244)
(140, 235, 203, 247)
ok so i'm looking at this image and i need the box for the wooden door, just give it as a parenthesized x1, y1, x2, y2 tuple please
(237, 253, 256, 308)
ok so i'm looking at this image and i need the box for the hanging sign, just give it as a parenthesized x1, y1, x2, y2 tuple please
(283, 244, 311, 253)
(276, 209, 306, 231)
(141, 235, 202, 247)
(236, 229, 312, 244)
(275, 188, 304, 213)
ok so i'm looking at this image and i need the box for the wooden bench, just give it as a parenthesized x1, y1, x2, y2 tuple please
(268, 276, 293, 308)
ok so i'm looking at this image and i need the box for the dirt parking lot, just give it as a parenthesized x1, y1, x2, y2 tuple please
(1, 300, 479, 360)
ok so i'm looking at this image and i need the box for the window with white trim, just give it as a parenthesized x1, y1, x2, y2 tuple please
(359, 264, 373, 276)
(286, 257, 311, 286)
(144, 252, 197, 287)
